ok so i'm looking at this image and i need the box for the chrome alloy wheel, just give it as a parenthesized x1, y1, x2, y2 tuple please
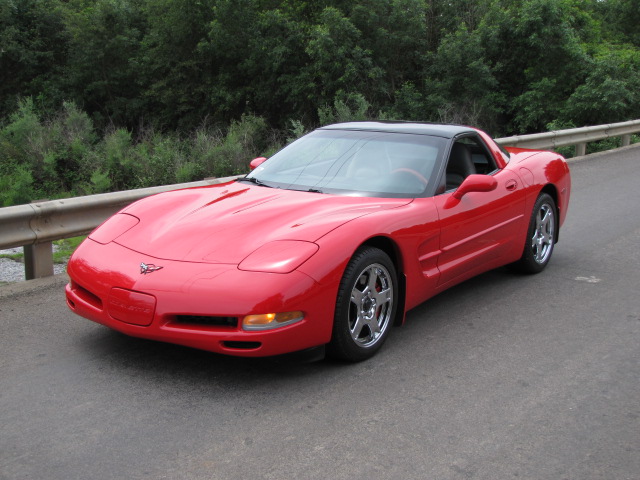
(531, 202, 555, 264)
(348, 263, 394, 348)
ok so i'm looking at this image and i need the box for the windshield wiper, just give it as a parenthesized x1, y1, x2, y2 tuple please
(307, 188, 323, 193)
(237, 177, 274, 188)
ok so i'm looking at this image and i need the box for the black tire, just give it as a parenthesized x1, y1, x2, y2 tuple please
(514, 192, 557, 274)
(327, 247, 398, 362)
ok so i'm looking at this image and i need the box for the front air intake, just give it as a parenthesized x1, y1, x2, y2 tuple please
(222, 341, 261, 350)
(175, 315, 238, 328)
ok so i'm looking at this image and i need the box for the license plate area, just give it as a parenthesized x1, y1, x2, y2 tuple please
(107, 288, 156, 326)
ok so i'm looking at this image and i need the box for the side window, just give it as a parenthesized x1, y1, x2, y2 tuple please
(444, 136, 498, 191)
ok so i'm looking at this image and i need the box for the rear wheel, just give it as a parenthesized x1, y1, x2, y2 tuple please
(328, 247, 397, 362)
(514, 193, 557, 273)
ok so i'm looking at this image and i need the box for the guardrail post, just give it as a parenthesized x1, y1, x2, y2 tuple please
(575, 143, 587, 157)
(24, 242, 54, 280)
(621, 134, 631, 147)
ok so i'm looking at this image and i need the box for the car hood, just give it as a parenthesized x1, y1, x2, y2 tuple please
(115, 181, 411, 264)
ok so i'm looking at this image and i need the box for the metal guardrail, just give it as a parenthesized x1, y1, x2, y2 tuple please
(495, 119, 640, 156)
(1, 119, 639, 280)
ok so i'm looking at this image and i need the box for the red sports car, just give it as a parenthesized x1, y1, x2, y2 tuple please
(66, 122, 571, 361)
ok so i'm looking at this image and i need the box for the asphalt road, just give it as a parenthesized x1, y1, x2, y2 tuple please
(1, 146, 639, 480)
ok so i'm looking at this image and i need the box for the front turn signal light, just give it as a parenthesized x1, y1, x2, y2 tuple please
(242, 311, 304, 331)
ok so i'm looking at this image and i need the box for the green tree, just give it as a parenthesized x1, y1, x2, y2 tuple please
(61, 0, 147, 128)
(426, 25, 501, 130)
(137, 0, 217, 130)
(349, 0, 427, 103)
(0, 0, 68, 114)
(595, 0, 640, 47)
(561, 46, 640, 125)
(304, 7, 374, 110)
(242, 8, 313, 126)
(478, 0, 592, 133)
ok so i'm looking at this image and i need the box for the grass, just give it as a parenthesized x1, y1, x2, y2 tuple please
(0, 253, 23, 262)
(53, 236, 85, 264)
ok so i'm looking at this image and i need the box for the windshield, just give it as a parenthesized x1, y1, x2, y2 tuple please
(244, 129, 447, 197)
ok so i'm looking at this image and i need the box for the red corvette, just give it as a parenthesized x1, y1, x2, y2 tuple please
(66, 122, 571, 361)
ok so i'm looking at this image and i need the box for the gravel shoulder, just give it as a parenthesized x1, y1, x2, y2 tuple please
(0, 247, 67, 283)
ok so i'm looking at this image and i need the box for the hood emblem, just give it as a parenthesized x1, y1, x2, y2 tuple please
(140, 262, 163, 275)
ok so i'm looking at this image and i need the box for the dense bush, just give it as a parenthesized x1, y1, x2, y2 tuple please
(0, 100, 283, 206)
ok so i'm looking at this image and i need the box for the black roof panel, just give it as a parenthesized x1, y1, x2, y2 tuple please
(320, 121, 474, 138)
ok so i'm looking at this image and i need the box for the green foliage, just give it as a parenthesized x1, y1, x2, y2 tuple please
(287, 119, 307, 143)
(0, 0, 68, 114)
(99, 128, 137, 189)
(595, 0, 640, 47)
(205, 114, 275, 174)
(0, 164, 34, 207)
(2, 0, 639, 134)
(318, 92, 371, 125)
(89, 169, 112, 193)
(349, 0, 426, 102)
(60, 0, 146, 127)
(1, 0, 640, 206)
(0, 100, 280, 205)
(426, 25, 501, 130)
(138, 0, 219, 130)
(561, 47, 640, 126)
(478, 0, 592, 133)
(0, 98, 99, 200)
(301, 7, 378, 115)
(379, 82, 427, 122)
(586, 137, 622, 155)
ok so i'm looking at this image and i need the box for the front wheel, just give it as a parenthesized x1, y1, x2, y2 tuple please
(514, 192, 557, 273)
(327, 247, 398, 362)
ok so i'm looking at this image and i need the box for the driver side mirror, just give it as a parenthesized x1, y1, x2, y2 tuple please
(249, 157, 267, 171)
(452, 174, 497, 200)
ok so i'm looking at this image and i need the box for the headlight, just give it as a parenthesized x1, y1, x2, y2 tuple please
(238, 240, 318, 273)
(89, 213, 139, 244)
(242, 311, 305, 331)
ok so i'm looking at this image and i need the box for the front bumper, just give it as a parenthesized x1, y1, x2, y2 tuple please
(65, 239, 335, 357)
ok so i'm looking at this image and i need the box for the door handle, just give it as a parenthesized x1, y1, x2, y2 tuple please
(506, 179, 518, 191)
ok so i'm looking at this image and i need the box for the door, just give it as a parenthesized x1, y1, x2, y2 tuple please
(434, 136, 526, 286)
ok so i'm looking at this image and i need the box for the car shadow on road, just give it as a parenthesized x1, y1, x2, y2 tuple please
(71, 264, 559, 392)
